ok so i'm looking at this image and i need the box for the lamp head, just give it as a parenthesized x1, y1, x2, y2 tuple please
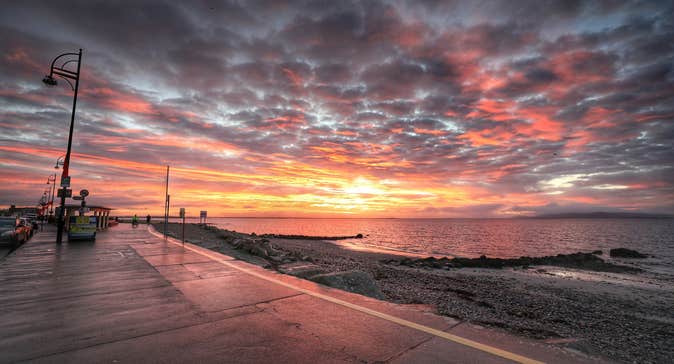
(42, 75, 57, 86)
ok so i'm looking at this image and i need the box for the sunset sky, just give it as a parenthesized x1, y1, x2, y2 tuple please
(1, 1, 673, 217)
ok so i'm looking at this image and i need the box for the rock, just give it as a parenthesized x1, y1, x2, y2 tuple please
(610, 248, 647, 258)
(231, 238, 244, 248)
(591, 250, 603, 255)
(278, 262, 326, 278)
(399, 257, 414, 266)
(384, 250, 641, 273)
(269, 255, 284, 263)
(250, 244, 269, 257)
(309, 270, 384, 299)
(355, 233, 363, 239)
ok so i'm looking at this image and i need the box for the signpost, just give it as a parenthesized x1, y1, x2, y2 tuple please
(57, 189, 72, 198)
(179, 208, 186, 246)
(75, 189, 88, 215)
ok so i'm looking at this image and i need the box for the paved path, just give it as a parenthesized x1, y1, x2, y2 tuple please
(0, 224, 604, 363)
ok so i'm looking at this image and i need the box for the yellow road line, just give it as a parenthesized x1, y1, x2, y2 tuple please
(147, 227, 544, 364)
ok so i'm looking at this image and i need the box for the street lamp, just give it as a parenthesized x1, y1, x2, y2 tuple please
(55, 155, 65, 169)
(42, 49, 83, 244)
(52, 155, 64, 217)
(47, 174, 57, 216)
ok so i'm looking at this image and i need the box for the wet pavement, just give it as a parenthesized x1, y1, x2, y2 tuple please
(0, 224, 606, 363)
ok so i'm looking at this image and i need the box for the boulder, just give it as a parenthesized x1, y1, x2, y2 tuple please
(399, 257, 414, 266)
(309, 270, 384, 299)
(278, 262, 326, 278)
(610, 248, 647, 258)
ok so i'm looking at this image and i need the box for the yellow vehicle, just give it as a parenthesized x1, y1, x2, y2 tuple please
(68, 215, 97, 240)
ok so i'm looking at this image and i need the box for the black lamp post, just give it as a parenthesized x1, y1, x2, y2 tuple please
(43, 49, 83, 244)
(39, 191, 49, 230)
(47, 174, 57, 216)
(52, 155, 65, 217)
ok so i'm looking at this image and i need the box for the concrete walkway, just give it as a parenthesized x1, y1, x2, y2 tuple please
(0, 224, 604, 363)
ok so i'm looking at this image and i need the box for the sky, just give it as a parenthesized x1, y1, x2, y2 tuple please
(0, 0, 673, 217)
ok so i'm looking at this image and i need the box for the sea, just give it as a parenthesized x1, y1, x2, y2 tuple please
(170, 217, 674, 276)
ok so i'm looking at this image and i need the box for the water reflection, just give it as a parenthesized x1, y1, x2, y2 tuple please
(170, 217, 674, 269)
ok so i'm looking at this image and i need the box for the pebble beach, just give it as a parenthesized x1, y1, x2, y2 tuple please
(158, 222, 674, 363)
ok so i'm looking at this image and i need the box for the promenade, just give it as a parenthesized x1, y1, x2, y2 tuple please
(0, 224, 602, 363)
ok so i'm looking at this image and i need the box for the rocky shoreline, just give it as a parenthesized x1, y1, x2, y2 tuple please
(258, 233, 364, 240)
(156, 223, 674, 363)
(384, 251, 641, 273)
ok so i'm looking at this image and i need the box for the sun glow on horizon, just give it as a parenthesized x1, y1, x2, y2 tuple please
(1, 2, 672, 217)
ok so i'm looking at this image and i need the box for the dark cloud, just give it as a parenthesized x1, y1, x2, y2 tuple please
(1, 0, 673, 215)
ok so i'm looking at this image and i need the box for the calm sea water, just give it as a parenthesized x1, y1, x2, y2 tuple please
(171, 217, 674, 269)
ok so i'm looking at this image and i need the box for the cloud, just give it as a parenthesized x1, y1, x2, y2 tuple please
(0, 0, 673, 216)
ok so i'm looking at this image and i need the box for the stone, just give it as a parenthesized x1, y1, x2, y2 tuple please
(609, 248, 647, 258)
(277, 262, 326, 278)
(309, 270, 384, 299)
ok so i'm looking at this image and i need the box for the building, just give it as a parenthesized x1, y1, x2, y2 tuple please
(58, 205, 113, 231)
(4, 205, 38, 217)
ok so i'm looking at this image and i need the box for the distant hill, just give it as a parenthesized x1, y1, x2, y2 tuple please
(532, 211, 673, 219)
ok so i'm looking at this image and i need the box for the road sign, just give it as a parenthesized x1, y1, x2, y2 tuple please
(179, 208, 185, 218)
(200, 211, 207, 218)
(80, 189, 89, 197)
(57, 188, 72, 198)
(61, 176, 71, 187)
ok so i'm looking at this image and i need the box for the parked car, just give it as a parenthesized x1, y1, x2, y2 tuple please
(25, 215, 40, 232)
(0, 217, 28, 247)
(19, 218, 34, 238)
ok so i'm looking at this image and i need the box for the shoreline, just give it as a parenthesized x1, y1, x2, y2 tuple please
(155, 222, 674, 363)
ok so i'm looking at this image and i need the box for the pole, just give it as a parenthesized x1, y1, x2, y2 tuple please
(166, 194, 170, 239)
(182, 213, 185, 246)
(164, 165, 169, 240)
(56, 48, 82, 245)
(41, 194, 45, 232)
(50, 173, 57, 216)
(46, 180, 52, 222)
